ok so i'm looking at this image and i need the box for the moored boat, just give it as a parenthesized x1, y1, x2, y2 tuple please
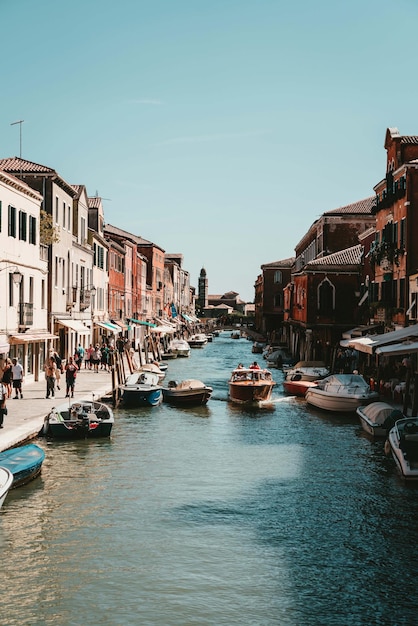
(43, 400, 114, 439)
(0, 467, 13, 508)
(305, 374, 379, 412)
(0, 444, 46, 488)
(188, 333, 208, 348)
(120, 370, 163, 407)
(228, 366, 276, 405)
(138, 362, 166, 382)
(356, 402, 403, 438)
(285, 361, 329, 382)
(163, 379, 213, 406)
(282, 379, 318, 397)
(387, 417, 418, 481)
(168, 338, 191, 357)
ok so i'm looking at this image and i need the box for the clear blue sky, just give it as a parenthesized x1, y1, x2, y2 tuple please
(2, 0, 418, 302)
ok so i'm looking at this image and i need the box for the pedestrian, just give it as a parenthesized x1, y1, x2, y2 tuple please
(1, 358, 13, 398)
(44, 357, 57, 398)
(100, 344, 110, 371)
(92, 344, 101, 372)
(0, 381, 7, 428)
(65, 356, 79, 398)
(85, 344, 93, 369)
(49, 349, 63, 390)
(11, 358, 24, 399)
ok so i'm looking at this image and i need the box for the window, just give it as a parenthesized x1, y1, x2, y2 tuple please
(80, 216, 86, 244)
(29, 277, 34, 304)
(317, 278, 335, 313)
(274, 270, 282, 284)
(8, 205, 16, 237)
(41, 279, 45, 309)
(67, 205, 71, 231)
(274, 294, 282, 307)
(18, 211, 27, 241)
(62, 201, 66, 228)
(29, 216, 37, 244)
(55, 196, 59, 223)
(400, 218, 406, 248)
(9, 273, 14, 306)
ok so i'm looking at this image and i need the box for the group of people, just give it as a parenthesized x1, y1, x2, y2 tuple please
(44, 350, 78, 399)
(76, 343, 113, 372)
(0, 357, 24, 428)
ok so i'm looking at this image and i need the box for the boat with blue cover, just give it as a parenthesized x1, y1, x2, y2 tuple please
(0, 444, 45, 488)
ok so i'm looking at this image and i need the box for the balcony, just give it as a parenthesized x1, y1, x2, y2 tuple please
(369, 242, 405, 269)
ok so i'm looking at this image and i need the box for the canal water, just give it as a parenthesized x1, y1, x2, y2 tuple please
(1, 333, 418, 625)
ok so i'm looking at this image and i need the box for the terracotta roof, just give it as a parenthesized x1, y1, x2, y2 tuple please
(88, 196, 102, 209)
(261, 257, 295, 269)
(401, 136, 418, 144)
(105, 223, 165, 251)
(325, 196, 376, 216)
(306, 244, 363, 267)
(0, 156, 54, 174)
(0, 169, 43, 201)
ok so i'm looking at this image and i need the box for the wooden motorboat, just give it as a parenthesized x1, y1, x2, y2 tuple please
(305, 374, 379, 413)
(252, 341, 265, 354)
(167, 339, 191, 357)
(282, 379, 318, 397)
(43, 400, 114, 439)
(163, 379, 213, 406)
(138, 362, 166, 382)
(188, 334, 208, 348)
(0, 444, 45, 488)
(356, 402, 403, 438)
(0, 467, 13, 508)
(387, 417, 418, 481)
(120, 370, 163, 407)
(228, 367, 276, 405)
(230, 332, 240, 339)
(285, 361, 329, 382)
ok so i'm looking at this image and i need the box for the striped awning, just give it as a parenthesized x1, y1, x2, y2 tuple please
(9, 331, 59, 344)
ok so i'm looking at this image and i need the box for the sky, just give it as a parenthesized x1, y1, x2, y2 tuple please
(2, 0, 418, 302)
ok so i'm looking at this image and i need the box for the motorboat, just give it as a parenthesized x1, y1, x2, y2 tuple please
(387, 417, 418, 481)
(138, 362, 166, 382)
(305, 374, 379, 412)
(0, 444, 46, 488)
(206, 334, 213, 342)
(43, 400, 114, 439)
(228, 367, 276, 405)
(162, 379, 213, 406)
(188, 334, 208, 348)
(120, 370, 163, 407)
(0, 467, 13, 508)
(252, 341, 265, 354)
(285, 361, 330, 382)
(167, 338, 191, 358)
(356, 402, 403, 438)
(231, 332, 240, 339)
(282, 379, 318, 397)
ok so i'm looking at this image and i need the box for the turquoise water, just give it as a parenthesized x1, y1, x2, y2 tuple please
(1, 334, 418, 625)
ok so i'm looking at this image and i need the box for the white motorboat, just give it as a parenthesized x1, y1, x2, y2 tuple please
(356, 402, 403, 438)
(305, 374, 379, 412)
(138, 362, 166, 382)
(387, 417, 418, 481)
(285, 361, 329, 382)
(0, 467, 13, 509)
(188, 333, 208, 348)
(168, 338, 191, 357)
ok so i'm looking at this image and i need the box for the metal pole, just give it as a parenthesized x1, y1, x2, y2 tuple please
(10, 120, 24, 158)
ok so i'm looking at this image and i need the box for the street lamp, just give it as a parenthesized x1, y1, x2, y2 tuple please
(11, 269, 23, 285)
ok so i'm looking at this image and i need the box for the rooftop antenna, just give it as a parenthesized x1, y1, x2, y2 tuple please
(95, 190, 111, 201)
(10, 119, 24, 158)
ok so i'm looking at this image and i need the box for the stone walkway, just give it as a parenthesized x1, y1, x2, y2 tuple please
(0, 365, 115, 452)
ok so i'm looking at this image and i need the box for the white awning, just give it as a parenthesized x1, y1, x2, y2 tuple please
(376, 341, 418, 356)
(350, 324, 418, 354)
(9, 331, 59, 344)
(57, 319, 90, 334)
(150, 325, 176, 334)
(95, 321, 121, 334)
(0, 334, 9, 353)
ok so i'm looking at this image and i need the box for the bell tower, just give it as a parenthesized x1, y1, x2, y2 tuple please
(197, 267, 208, 310)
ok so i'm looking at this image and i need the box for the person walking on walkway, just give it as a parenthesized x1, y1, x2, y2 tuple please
(65, 356, 78, 398)
(44, 357, 57, 398)
(2, 358, 13, 398)
(0, 381, 7, 428)
(11, 358, 24, 399)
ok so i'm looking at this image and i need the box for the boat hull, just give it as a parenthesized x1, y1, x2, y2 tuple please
(228, 382, 275, 404)
(388, 418, 418, 481)
(121, 388, 163, 407)
(282, 380, 317, 397)
(305, 388, 379, 412)
(356, 402, 401, 438)
(163, 388, 212, 406)
(0, 467, 13, 508)
(44, 401, 114, 439)
(0, 444, 45, 488)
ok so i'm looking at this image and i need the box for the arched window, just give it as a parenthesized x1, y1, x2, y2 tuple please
(317, 277, 335, 313)
(274, 270, 282, 284)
